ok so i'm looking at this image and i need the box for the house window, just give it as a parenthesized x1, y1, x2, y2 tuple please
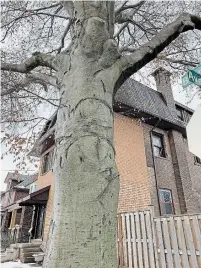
(194, 156, 201, 165)
(159, 189, 174, 215)
(41, 150, 54, 175)
(152, 133, 166, 158)
(176, 107, 184, 121)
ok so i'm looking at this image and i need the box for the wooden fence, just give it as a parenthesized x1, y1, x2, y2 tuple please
(117, 208, 201, 268)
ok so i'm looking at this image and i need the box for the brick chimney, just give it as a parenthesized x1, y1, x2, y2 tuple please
(151, 67, 176, 117)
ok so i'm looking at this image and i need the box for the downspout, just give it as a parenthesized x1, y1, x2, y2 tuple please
(149, 118, 162, 215)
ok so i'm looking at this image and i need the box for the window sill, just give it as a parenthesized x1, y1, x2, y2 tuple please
(154, 155, 169, 160)
(194, 162, 201, 167)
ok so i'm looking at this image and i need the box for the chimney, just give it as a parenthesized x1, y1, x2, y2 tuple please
(151, 67, 176, 117)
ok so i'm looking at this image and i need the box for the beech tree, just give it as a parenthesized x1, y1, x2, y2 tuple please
(1, 1, 201, 267)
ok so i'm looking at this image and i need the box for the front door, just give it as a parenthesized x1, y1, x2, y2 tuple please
(33, 205, 46, 239)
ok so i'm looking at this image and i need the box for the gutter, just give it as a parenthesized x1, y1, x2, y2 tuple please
(149, 118, 162, 215)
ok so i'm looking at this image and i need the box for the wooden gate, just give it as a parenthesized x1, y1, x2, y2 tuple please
(117, 208, 201, 268)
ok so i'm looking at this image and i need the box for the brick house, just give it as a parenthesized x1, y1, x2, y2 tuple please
(5, 67, 201, 245)
(1, 172, 39, 243)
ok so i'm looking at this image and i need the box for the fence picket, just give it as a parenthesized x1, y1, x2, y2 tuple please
(176, 217, 190, 268)
(183, 216, 198, 268)
(117, 215, 123, 268)
(130, 212, 138, 268)
(139, 211, 149, 268)
(135, 212, 143, 268)
(155, 218, 166, 268)
(169, 217, 181, 268)
(162, 218, 174, 268)
(121, 213, 128, 267)
(145, 210, 155, 268)
(126, 213, 133, 268)
(192, 216, 201, 254)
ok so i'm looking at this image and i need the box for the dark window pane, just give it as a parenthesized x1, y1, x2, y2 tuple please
(159, 189, 174, 215)
(195, 156, 201, 164)
(163, 203, 173, 215)
(176, 108, 183, 121)
(41, 150, 54, 174)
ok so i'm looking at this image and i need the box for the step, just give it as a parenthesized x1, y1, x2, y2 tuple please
(20, 256, 36, 263)
(22, 247, 42, 253)
(31, 239, 42, 243)
(21, 251, 42, 258)
(6, 248, 14, 253)
(18, 243, 42, 248)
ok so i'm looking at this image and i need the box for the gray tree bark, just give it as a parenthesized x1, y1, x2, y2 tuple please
(1, 2, 201, 267)
(43, 2, 121, 267)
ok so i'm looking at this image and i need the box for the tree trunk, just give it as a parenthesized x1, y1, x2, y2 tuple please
(43, 2, 121, 267)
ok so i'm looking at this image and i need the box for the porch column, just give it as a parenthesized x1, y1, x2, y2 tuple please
(1, 210, 11, 231)
(10, 209, 17, 228)
(18, 206, 33, 243)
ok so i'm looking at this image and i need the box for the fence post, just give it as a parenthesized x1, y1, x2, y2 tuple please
(117, 214, 123, 268)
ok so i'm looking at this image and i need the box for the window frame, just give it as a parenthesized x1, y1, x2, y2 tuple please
(158, 188, 175, 216)
(176, 107, 184, 121)
(40, 149, 54, 175)
(152, 132, 166, 158)
(194, 155, 201, 166)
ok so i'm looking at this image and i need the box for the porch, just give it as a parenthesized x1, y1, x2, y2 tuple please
(1, 186, 50, 247)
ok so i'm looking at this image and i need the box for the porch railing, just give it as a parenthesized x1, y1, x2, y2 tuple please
(0, 225, 22, 249)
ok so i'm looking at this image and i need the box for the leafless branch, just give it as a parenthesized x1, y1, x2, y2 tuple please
(157, 56, 199, 67)
(116, 13, 201, 91)
(1, 52, 58, 73)
(57, 20, 72, 53)
(115, 1, 145, 18)
(1, 72, 57, 96)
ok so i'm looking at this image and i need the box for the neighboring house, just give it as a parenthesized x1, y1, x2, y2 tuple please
(4, 67, 201, 246)
(0, 191, 5, 224)
(1, 172, 38, 243)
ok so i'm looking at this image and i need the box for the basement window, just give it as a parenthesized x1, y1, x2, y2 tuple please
(152, 133, 166, 158)
(159, 189, 174, 215)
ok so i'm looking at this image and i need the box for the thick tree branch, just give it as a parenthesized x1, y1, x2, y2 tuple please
(1, 52, 58, 73)
(115, 13, 201, 91)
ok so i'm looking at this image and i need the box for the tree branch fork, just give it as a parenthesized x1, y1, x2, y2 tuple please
(1, 12, 201, 96)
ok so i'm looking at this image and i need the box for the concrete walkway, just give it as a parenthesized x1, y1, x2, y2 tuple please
(1, 260, 42, 268)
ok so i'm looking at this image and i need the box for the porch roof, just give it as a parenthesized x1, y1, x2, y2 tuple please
(16, 185, 50, 206)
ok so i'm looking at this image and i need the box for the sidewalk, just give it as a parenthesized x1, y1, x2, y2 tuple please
(1, 260, 42, 268)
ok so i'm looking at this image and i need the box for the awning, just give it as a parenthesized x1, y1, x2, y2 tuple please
(17, 185, 50, 206)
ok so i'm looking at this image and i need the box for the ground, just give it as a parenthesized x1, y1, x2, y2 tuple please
(1, 261, 42, 268)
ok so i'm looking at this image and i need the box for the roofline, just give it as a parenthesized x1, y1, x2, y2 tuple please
(114, 101, 187, 137)
(175, 101, 194, 114)
(28, 126, 55, 157)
